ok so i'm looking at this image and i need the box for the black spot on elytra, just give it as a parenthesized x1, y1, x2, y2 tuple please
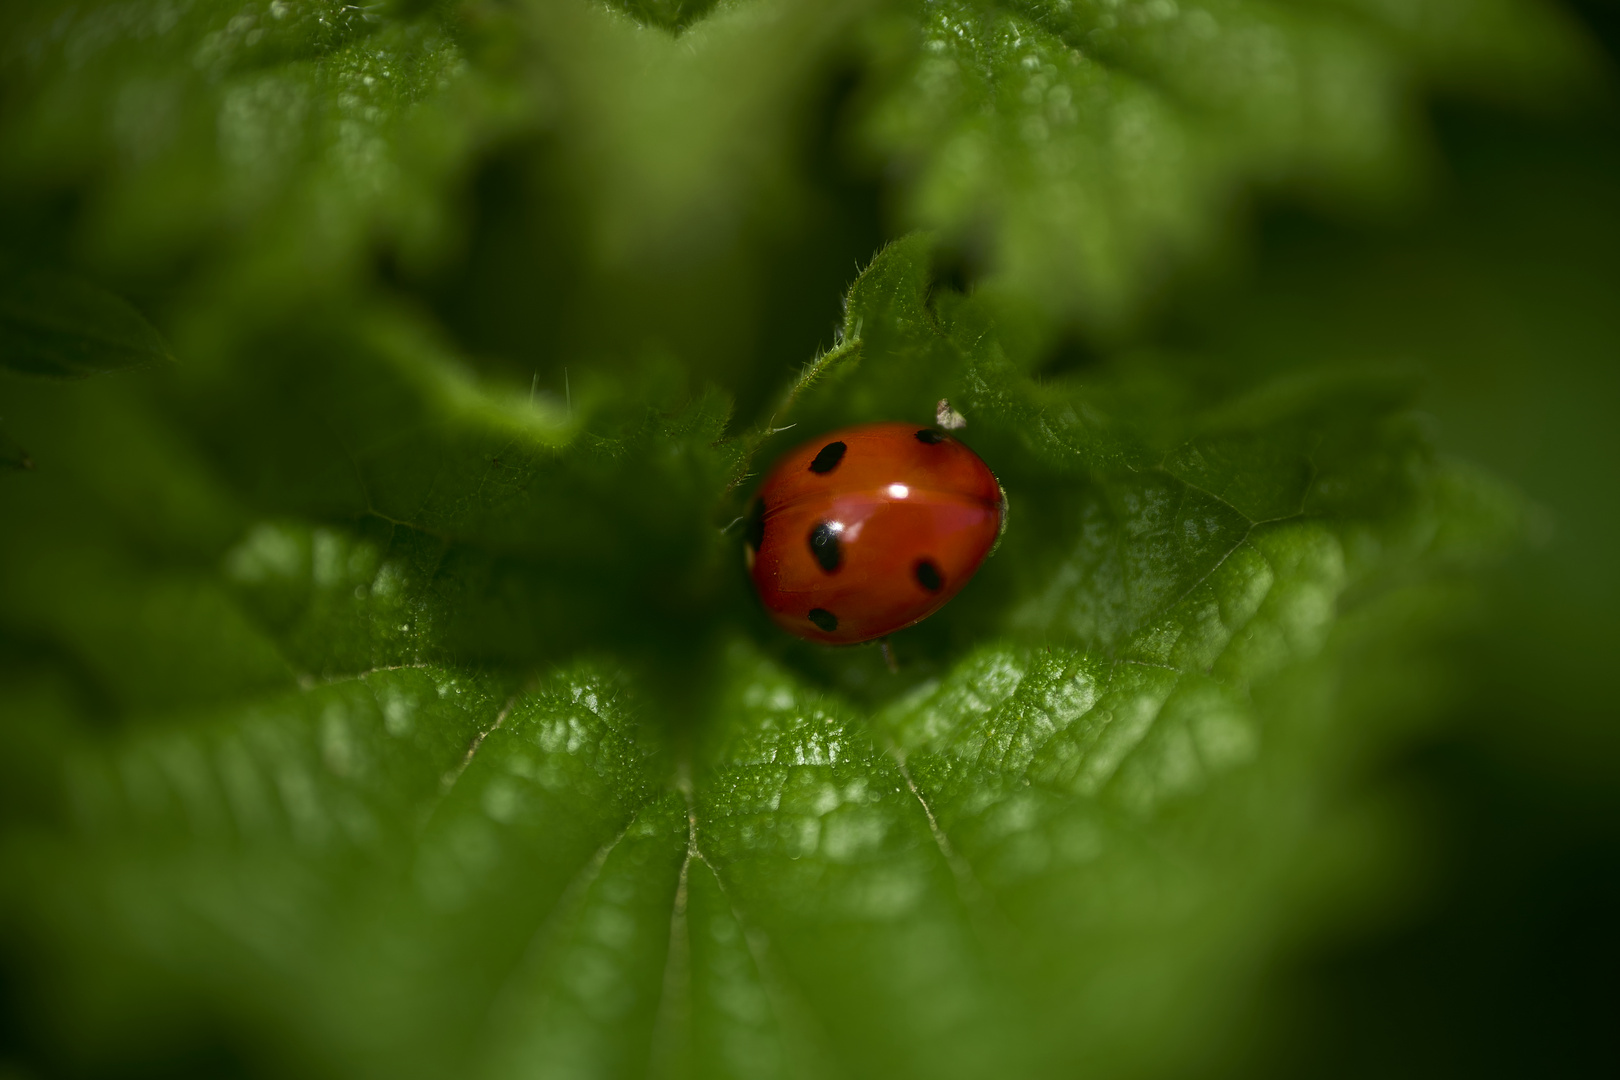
(915, 559, 943, 592)
(743, 497, 765, 552)
(809, 521, 842, 572)
(809, 441, 847, 473)
(915, 428, 947, 445)
(808, 608, 838, 632)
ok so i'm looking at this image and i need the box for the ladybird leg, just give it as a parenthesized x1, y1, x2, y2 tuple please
(879, 637, 899, 674)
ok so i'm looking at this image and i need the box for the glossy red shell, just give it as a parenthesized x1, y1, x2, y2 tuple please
(745, 422, 1005, 644)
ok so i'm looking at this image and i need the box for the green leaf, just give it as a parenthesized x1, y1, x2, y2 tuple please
(0, 235, 1527, 1077)
(608, 0, 726, 32)
(0, 266, 172, 377)
(858, 0, 1598, 327)
(0, 0, 510, 303)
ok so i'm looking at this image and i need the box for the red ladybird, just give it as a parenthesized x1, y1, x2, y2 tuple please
(744, 422, 1006, 644)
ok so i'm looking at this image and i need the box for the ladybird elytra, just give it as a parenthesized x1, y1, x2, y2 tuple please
(745, 421, 1005, 645)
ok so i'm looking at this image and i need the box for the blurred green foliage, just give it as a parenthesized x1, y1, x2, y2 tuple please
(0, 1, 1615, 1077)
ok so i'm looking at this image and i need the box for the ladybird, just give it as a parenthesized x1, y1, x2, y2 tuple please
(744, 422, 1006, 644)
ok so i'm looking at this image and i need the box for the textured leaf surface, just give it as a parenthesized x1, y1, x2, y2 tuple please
(0, 236, 1522, 1078)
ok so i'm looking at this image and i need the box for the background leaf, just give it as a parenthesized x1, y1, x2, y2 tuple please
(858, 0, 1601, 330)
(0, 267, 172, 378)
